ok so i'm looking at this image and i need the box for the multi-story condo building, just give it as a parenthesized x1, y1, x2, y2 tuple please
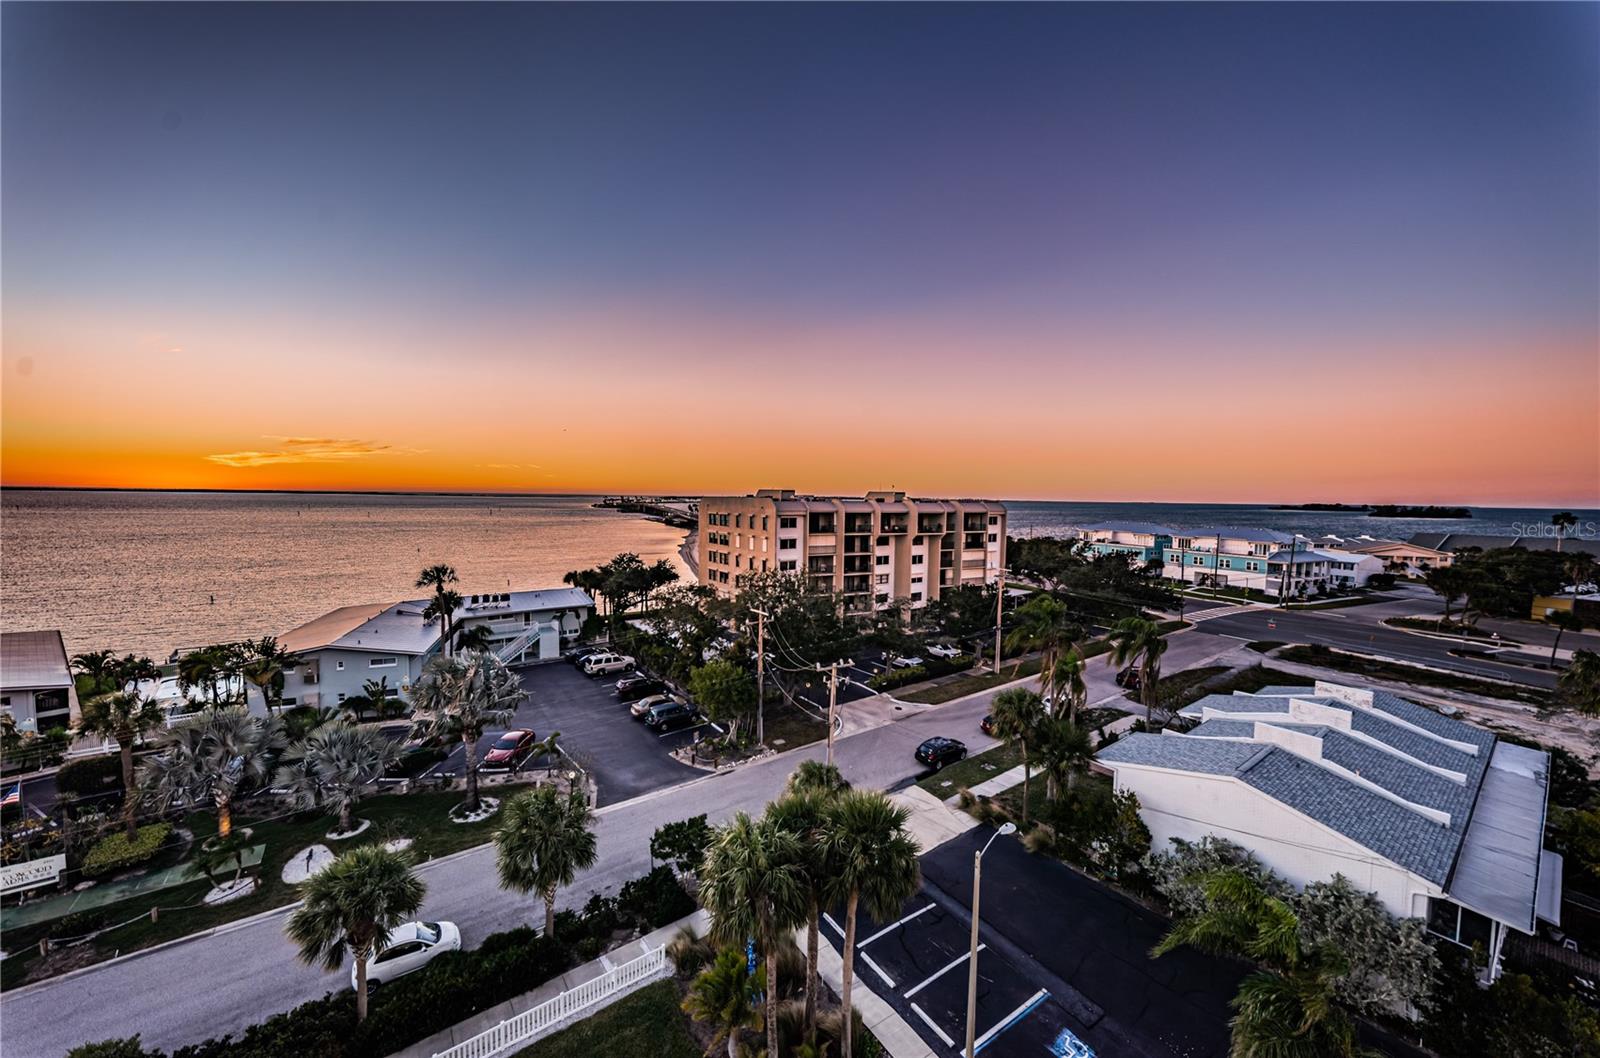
(698, 489, 1006, 613)
(1163, 527, 1337, 596)
(1097, 680, 1559, 982)
(1072, 521, 1176, 564)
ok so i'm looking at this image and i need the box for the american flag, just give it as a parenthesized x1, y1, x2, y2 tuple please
(0, 783, 20, 807)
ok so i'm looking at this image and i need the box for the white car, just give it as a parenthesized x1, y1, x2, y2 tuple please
(927, 644, 963, 659)
(582, 652, 636, 676)
(357, 920, 461, 988)
(889, 655, 926, 669)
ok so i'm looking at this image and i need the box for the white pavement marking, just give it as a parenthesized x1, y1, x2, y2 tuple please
(823, 912, 845, 938)
(974, 988, 1049, 1054)
(859, 949, 897, 988)
(858, 902, 936, 948)
(904, 943, 985, 998)
(910, 1002, 956, 1048)
(1184, 604, 1258, 623)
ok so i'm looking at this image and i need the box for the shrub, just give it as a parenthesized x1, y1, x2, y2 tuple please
(56, 754, 125, 798)
(868, 665, 927, 691)
(1144, 834, 1290, 917)
(650, 814, 712, 876)
(618, 866, 695, 929)
(67, 1040, 162, 1058)
(81, 822, 172, 878)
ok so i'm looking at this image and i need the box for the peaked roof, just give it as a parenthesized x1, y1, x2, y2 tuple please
(0, 630, 74, 690)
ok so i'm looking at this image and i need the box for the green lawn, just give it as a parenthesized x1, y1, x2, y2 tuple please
(1134, 664, 1230, 711)
(899, 658, 1044, 704)
(511, 979, 699, 1058)
(1275, 646, 1548, 705)
(2, 782, 536, 990)
(761, 701, 827, 751)
(915, 741, 1024, 796)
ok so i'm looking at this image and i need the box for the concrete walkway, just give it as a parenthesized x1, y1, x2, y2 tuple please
(385, 909, 708, 1058)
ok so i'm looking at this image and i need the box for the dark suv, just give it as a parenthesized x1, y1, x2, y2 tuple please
(1115, 667, 1142, 690)
(915, 736, 967, 770)
(615, 674, 668, 702)
(644, 698, 699, 731)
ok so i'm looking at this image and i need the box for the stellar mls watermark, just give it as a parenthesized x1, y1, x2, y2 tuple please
(1509, 520, 1598, 539)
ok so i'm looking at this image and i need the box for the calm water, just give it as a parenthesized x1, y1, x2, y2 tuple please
(0, 492, 690, 658)
(3, 490, 1594, 659)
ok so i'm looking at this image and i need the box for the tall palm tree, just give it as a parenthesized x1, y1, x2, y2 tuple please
(139, 706, 284, 839)
(1033, 715, 1093, 800)
(75, 655, 165, 839)
(1106, 617, 1169, 728)
(1545, 610, 1588, 665)
(766, 789, 836, 1033)
(70, 649, 120, 698)
(410, 650, 524, 812)
(417, 564, 460, 654)
(701, 810, 809, 1058)
(819, 790, 921, 1058)
(176, 646, 224, 707)
(452, 623, 493, 654)
(1003, 594, 1079, 701)
(276, 720, 399, 834)
(1052, 647, 1087, 722)
(989, 688, 1045, 825)
(286, 845, 426, 1023)
(493, 784, 598, 938)
(1552, 511, 1578, 553)
(681, 947, 763, 1058)
(785, 759, 850, 797)
(241, 637, 296, 715)
(1558, 649, 1600, 717)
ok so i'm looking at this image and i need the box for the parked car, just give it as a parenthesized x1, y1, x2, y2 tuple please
(565, 645, 604, 666)
(631, 692, 683, 719)
(615, 674, 668, 702)
(927, 644, 963, 660)
(482, 729, 537, 770)
(1115, 667, 1142, 690)
(889, 655, 926, 669)
(644, 698, 700, 731)
(357, 920, 461, 988)
(915, 736, 967, 770)
(980, 714, 997, 736)
(582, 652, 636, 676)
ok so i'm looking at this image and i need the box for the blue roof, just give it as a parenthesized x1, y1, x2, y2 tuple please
(1077, 521, 1178, 537)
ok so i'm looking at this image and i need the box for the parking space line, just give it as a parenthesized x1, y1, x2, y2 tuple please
(822, 913, 845, 938)
(858, 902, 936, 948)
(974, 988, 1049, 1054)
(903, 943, 985, 999)
(858, 950, 896, 989)
(910, 1002, 955, 1048)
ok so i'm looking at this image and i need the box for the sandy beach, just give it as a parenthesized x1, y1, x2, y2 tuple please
(678, 527, 698, 578)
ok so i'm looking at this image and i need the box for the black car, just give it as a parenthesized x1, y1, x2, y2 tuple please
(643, 698, 699, 731)
(915, 736, 967, 770)
(615, 674, 668, 702)
(565, 646, 604, 667)
(980, 714, 997, 737)
(1115, 667, 1142, 690)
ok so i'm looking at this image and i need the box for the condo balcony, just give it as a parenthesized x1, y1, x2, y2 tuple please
(879, 516, 909, 533)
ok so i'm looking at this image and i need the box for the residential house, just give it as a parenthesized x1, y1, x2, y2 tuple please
(0, 630, 80, 734)
(1072, 522, 1175, 565)
(1163, 527, 1336, 596)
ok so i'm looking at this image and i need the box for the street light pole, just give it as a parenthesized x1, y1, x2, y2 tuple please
(964, 822, 1016, 1058)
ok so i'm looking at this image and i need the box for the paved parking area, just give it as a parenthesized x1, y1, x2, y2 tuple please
(421, 661, 703, 807)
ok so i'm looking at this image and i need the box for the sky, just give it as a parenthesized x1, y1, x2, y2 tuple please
(2, 3, 1597, 505)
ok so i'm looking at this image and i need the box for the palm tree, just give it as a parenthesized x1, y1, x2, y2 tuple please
(1052, 647, 1087, 722)
(176, 646, 223, 707)
(766, 790, 836, 1033)
(1106, 617, 1169, 728)
(240, 637, 296, 715)
(76, 658, 166, 839)
(1545, 610, 1588, 665)
(785, 759, 850, 797)
(286, 845, 426, 1023)
(70, 649, 120, 698)
(494, 785, 599, 938)
(819, 790, 921, 1058)
(1153, 869, 1362, 1058)
(1033, 715, 1093, 800)
(276, 720, 399, 834)
(417, 563, 460, 654)
(139, 706, 284, 839)
(1002, 594, 1079, 700)
(1558, 649, 1600, 717)
(989, 688, 1045, 825)
(681, 947, 763, 1058)
(1552, 512, 1578, 552)
(410, 650, 524, 812)
(453, 623, 493, 654)
(701, 810, 809, 1058)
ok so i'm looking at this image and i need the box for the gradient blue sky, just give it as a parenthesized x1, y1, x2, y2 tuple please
(4, 3, 1597, 502)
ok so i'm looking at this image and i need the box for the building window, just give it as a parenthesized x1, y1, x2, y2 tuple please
(988, 533, 997, 543)
(911, 575, 923, 584)
(779, 560, 797, 571)
(1426, 899, 1493, 950)
(762, 516, 768, 530)
(875, 574, 889, 585)
(780, 517, 797, 529)
(369, 657, 397, 668)
(735, 514, 743, 528)
(911, 591, 923, 601)
(1219, 559, 1232, 569)
(337, 693, 347, 702)
(875, 555, 889, 565)
(912, 555, 924, 565)
(779, 539, 797, 550)
(988, 516, 998, 525)
(336, 661, 345, 671)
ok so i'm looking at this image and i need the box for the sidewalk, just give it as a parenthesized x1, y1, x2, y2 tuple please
(385, 909, 708, 1058)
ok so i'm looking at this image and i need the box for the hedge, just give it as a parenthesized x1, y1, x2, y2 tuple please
(56, 754, 125, 798)
(81, 823, 173, 878)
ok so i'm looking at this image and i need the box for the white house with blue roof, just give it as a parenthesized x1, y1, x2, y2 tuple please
(1096, 680, 1561, 981)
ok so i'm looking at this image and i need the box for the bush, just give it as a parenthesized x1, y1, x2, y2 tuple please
(868, 665, 927, 691)
(81, 822, 172, 878)
(56, 754, 125, 798)
(650, 814, 712, 876)
(67, 1039, 161, 1058)
(1144, 834, 1290, 917)
(618, 866, 695, 930)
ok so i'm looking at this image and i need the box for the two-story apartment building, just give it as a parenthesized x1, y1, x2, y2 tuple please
(0, 630, 80, 734)
(277, 587, 592, 710)
(1072, 521, 1175, 565)
(698, 490, 1006, 613)
(1097, 681, 1560, 982)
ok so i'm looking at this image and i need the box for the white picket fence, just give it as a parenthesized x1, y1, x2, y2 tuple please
(431, 944, 668, 1058)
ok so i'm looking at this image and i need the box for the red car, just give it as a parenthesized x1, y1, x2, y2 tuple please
(482, 729, 537, 769)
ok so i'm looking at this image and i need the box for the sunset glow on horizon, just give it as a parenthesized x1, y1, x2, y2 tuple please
(4, 4, 1597, 506)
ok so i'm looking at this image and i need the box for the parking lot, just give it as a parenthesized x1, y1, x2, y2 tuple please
(420, 660, 705, 807)
(822, 826, 1238, 1058)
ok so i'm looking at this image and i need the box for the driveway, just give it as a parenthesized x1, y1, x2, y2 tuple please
(420, 661, 701, 807)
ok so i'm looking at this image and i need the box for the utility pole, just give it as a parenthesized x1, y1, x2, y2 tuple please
(1278, 534, 1297, 607)
(751, 608, 769, 746)
(1213, 531, 1223, 600)
(992, 569, 1006, 675)
(818, 658, 852, 766)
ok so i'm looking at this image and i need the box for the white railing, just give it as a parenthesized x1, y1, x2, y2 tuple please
(431, 944, 667, 1058)
(494, 626, 542, 665)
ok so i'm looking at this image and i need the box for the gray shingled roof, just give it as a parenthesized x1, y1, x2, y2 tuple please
(1369, 689, 1495, 752)
(1320, 731, 1473, 820)
(1348, 711, 1478, 775)
(1095, 734, 1269, 775)
(1180, 693, 1293, 717)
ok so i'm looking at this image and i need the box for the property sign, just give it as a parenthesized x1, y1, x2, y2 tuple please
(0, 854, 66, 896)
